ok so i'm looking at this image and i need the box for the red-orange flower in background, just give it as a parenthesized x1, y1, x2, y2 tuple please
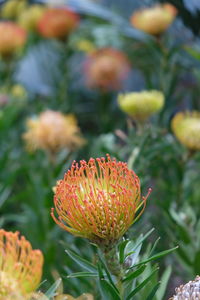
(37, 8, 80, 39)
(0, 229, 43, 299)
(130, 3, 177, 36)
(0, 22, 26, 57)
(51, 155, 151, 246)
(84, 48, 130, 91)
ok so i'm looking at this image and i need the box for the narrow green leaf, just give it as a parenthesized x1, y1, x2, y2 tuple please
(156, 266, 172, 299)
(145, 282, 160, 300)
(126, 268, 158, 300)
(127, 228, 155, 254)
(65, 249, 97, 272)
(119, 240, 129, 264)
(67, 272, 98, 278)
(45, 278, 62, 298)
(99, 278, 121, 300)
(131, 246, 178, 268)
(122, 265, 146, 283)
(149, 237, 161, 256)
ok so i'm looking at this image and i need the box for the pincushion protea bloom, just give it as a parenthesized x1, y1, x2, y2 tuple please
(169, 275, 200, 299)
(130, 3, 177, 36)
(37, 8, 80, 39)
(23, 110, 85, 154)
(84, 48, 130, 91)
(171, 111, 200, 151)
(118, 90, 164, 121)
(0, 229, 43, 299)
(0, 22, 26, 57)
(51, 155, 151, 246)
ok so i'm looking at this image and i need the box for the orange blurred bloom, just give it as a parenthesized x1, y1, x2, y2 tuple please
(85, 48, 130, 91)
(23, 110, 85, 154)
(51, 155, 151, 246)
(0, 22, 26, 57)
(0, 229, 43, 299)
(37, 8, 80, 39)
(130, 3, 177, 36)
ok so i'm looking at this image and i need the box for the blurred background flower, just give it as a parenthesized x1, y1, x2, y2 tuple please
(169, 275, 200, 300)
(1, 0, 27, 20)
(118, 90, 165, 121)
(23, 110, 85, 155)
(37, 8, 80, 40)
(18, 4, 46, 32)
(84, 48, 130, 91)
(0, 22, 26, 58)
(172, 111, 200, 151)
(130, 3, 177, 36)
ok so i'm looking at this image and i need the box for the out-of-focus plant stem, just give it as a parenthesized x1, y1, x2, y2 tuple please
(99, 91, 113, 132)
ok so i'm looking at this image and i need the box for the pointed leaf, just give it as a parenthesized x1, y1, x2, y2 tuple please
(156, 266, 172, 299)
(131, 246, 178, 268)
(145, 282, 160, 300)
(122, 265, 146, 283)
(126, 268, 158, 300)
(67, 272, 98, 278)
(65, 249, 97, 272)
(45, 278, 62, 298)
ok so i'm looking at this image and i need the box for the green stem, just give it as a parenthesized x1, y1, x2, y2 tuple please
(102, 244, 125, 298)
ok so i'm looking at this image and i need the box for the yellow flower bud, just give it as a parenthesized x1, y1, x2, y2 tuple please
(11, 84, 27, 98)
(18, 5, 46, 32)
(118, 90, 164, 121)
(172, 111, 200, 151)
(1, 0, 27, 19)
(75, 39, 95, 54)
(130, 3, 177, 36)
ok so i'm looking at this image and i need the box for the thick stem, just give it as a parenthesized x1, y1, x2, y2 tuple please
(102, 244, 125, 298)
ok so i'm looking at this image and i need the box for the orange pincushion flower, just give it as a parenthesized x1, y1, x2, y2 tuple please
(23, 110, 85, 154)
(0, 22, 26, 57)
(37, 8, 80, 39)
(130, 3, 177, 36)
(0, 230, 43, 299)
(51, 155, 151, 246)
(85, 48, 130, 91)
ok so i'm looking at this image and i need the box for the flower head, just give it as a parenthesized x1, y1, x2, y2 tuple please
(51, 155, 151, 246)
(0, 22, 26, 57)
(11, 84, 27, 98)
(118, 90, 164, 121)
(1, 0, 27, 20)
(169, 275, 200, 300)
(75, 39, 95, 54)
(18, 5, 46, 32)
(0, 229, 43, 299)
(37, 8, 80, 39)
(84, 48, 130, 91)
(130, 3, 177, 36)
(23, 110, 85, 154)
(171, 111, 200, 151)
